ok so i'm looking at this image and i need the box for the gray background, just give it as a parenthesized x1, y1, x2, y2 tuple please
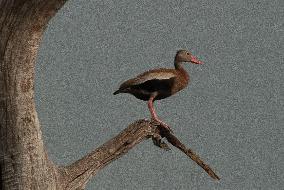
(35, 0, 283, 189)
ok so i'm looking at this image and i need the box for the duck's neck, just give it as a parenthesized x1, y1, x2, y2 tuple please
(174, 61, 189, 82)
(174, 60, 182, 70)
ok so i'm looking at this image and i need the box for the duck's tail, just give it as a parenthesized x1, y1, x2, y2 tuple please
(113, 89, 121, 95)
(113, 88, 129, 95)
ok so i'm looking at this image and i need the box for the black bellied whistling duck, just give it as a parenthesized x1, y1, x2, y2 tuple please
(113, 50, 203, 131)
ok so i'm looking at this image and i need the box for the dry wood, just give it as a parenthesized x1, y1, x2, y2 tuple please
(59, 119, 220, 189)
(157, 125, 220, 180)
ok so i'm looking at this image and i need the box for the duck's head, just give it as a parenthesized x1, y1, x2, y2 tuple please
(175, 49, 203, 64)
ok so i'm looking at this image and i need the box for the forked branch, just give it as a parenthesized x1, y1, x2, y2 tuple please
(61, 119, 220, 189)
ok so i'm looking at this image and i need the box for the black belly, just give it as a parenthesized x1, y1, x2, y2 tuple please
(129, 78, 175, 101)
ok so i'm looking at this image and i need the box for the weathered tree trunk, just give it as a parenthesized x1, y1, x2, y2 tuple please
(0, 1, 68, 189)
(0, 1, 219, 189)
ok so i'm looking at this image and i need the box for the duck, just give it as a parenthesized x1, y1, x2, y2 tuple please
(113, 49, 203, 131)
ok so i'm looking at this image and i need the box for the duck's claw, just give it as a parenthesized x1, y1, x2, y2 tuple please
(151, 118, 173, 133)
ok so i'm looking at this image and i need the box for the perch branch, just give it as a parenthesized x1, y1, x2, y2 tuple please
(158, 127, 220, 180)
(60, 119, 220, 189)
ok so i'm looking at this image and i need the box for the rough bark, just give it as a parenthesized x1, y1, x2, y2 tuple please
(0, 1, 219, 189)
(0, 1, 68, 189)
(60, 120, 220, 190)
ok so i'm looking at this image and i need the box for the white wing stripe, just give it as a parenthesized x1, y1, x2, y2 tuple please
(133, 72, 175, 85)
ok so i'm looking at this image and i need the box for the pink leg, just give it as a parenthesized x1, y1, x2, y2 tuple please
(147, 95, 172, 132)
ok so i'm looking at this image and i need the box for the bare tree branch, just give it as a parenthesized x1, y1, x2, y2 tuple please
(59, 119, 220, 189)
(159, 127, 220, 180)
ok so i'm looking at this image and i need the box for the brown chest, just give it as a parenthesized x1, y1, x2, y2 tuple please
(171, 69, 190, 94)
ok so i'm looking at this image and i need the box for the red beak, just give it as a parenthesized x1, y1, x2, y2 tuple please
(191, 55, 203, 64)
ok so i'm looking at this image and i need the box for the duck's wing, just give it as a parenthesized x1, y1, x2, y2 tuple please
(118, 68, 176, 90)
